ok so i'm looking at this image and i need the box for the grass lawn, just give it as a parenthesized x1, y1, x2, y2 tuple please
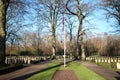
(27, 61, 106, 80)
(60, 61, 106, 80)
(96, 62, 112, 69)
(96, 62, 120, 72)
(27, 61, 60, 80)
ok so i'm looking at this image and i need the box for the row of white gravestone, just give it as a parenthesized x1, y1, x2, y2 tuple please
(86, 57, 120, 63)
(86, 57, 120, 69)
(5, 56, 51, 64)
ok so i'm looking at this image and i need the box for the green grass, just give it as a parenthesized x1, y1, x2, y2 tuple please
(27, 61, 106, 80)
(27, 61, 60, 80)
(0, 65, 20, 70)
(96, 62, 112, 69)
(60, 62, 106, 80)
(96, 62, 120, 72)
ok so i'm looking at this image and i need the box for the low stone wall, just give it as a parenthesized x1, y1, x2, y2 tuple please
(5, 56, 51, 64)
(86, 57, 120, 69)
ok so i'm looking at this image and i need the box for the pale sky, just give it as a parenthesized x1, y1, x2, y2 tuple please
(87, 9, 114, 34)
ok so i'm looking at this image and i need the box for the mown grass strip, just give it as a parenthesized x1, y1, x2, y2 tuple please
(27, 61, 60, 80)
(27, 61, 106, 80)
(60, 61, 106, 80)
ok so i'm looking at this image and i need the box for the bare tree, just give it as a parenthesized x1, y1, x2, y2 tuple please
(36, 0, 63, 59)
(41, 34, 52, 56)
(36, 26, 42, 55)
(85, 33, 120, 56)
(101, 0, 120, 32)
(0, 0, 28, 66)
(65, 15, 76, 57)
(66, 0, 94, 60)
(0, 0, 10, 66)
(32, 10, 44, 55)
(7, 33, 21, 56)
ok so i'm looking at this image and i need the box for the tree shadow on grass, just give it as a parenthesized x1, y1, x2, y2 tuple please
(10, 61, 72, 80)
(116, 71, 120, 75)
(115, 71, 120, 80)
(115, 77, 120, 80)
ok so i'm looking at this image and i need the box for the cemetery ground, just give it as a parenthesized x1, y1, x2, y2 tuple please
(0, 61, 120, 80)
(1, 59, 120, 80)
(22, 61, 106, 80)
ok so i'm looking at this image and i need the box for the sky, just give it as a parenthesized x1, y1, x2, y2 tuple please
(23, 0, 116, 36)
(89, 9, 114, 34)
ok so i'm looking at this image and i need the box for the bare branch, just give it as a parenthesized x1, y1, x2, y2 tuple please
(66, 0, 77, 15)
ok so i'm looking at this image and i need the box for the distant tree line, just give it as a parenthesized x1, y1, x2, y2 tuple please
(6, 32, 120, 57)
(0, 0, 120, 66)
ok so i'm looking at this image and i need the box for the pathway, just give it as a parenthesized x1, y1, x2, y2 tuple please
(1, 60, 118, 80)
(52, 70, 79, 80)
(80, 61, 120, 80)
(0, 61, 51, 80)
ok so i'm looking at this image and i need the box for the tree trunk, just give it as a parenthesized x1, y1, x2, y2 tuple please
(79, 16, 86, 60)
(52, 25, 56, 59)
(37, 28, 40, 55)
(52, 33, 56, 59)
(0, 1, 6, 66)
(66, 0, 87, 60)
(76, 29, 80, 59)
(69, 29, 72, 56)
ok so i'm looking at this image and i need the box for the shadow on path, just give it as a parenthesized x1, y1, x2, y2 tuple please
(0, 61, 50, 80)
(11, 60, 73, 80)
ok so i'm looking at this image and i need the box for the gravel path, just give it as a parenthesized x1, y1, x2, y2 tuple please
(52, 70, 79, 80)
(80, 61, 120, 80)
(0, 61, 50, 80)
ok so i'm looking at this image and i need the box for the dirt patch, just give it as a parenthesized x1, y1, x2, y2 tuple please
(52, 70, 79, 80)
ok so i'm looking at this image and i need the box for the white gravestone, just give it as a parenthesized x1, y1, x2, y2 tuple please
(117, 62, 120, 69)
